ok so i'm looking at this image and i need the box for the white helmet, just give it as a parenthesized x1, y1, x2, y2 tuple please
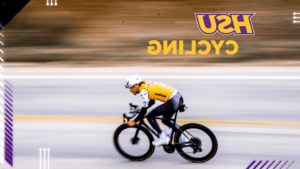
(125, 74, 142, 88)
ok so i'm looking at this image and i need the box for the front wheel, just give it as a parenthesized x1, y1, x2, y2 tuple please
(174, 123, 218, 163)
(113, 124, 155, 161)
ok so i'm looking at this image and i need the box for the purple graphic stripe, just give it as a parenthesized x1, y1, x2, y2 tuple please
(260, 161, 269, 169)
(6, 118, 12, 127)
(267, 161, 275, 169)
(3, 80, 14, 169)
(5, 104, 13, 113)
(5, 109, 13, 118)
(5, 155, 13, 166)
(5, 99, 13, 107)
(280, 160, 288, 169)
(5, 89, 13, 98)
(5, 151, 13, 164)
(5, 128, 12, 137)
(5, 85, 13, 93)
(273, 161, 281, 169)
(254, 161, 262, 169)
(246, 160, 256, 169)
(5, 151, 12, 162)
(5, 150, 13, 161)
(5, 133, 12, 142)
(5, 123, 13, 132)
(5, 142, 12, 152)
(5, 137, 12, 147)
(5, 113, 13, 123)
(5, 80, 13, 88)
(286, 161, 294, 169)
(5, 94, 13, 102)
(5, 149, 13, 162)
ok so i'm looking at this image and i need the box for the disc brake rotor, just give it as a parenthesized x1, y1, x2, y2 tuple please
(131, 137, 140, 145)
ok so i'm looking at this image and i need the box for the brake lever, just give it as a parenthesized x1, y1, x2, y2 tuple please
(129, 104, 140, 114)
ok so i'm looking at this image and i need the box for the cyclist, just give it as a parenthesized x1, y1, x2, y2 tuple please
(125, 74, 187, 146)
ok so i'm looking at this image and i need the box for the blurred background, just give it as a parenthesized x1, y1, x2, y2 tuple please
(1, 1, 300, 168)
(1, 0, 300, 67)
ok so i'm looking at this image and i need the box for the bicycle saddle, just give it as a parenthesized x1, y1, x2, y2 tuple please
(178, 104, 187, 112)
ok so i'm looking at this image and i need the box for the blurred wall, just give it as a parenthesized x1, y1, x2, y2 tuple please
(1, 0, 300, 66)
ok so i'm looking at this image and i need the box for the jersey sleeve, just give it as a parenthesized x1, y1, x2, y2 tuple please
(140, 89, 150, 108)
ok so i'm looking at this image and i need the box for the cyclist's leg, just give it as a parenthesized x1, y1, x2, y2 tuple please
(147, 92, 184, 133)
(162, 92, 184, 131)
(147, 103, 171, 134)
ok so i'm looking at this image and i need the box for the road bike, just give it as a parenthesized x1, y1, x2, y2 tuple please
(113, 103, 218, 162)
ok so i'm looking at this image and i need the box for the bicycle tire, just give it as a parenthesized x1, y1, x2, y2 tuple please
(113, 124, 155, 161)
(174, 123, 218, 163)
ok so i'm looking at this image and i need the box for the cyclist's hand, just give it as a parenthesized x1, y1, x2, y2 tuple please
(127, 120, 136, 127)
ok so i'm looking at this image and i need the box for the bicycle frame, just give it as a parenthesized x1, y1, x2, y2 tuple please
(131, 109, 192, 147)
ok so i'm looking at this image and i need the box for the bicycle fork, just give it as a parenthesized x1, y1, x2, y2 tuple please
(131, 123, 142, 144)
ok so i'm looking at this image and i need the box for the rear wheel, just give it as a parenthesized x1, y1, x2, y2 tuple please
(113, 124, 155, 161)
(174, 123, 218, 162)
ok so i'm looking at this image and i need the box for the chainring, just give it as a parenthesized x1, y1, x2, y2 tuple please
(163, 144, 175, 153)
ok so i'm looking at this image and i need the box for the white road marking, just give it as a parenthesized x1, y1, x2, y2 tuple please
(47, 149, 50, 169)
(44, 148, 46, 169)
(39, 148, 42, 169)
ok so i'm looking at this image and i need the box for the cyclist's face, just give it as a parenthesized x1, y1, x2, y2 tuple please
(129, 85, 139, 95)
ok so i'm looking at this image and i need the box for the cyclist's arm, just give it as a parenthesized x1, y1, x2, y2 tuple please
(134, 89, 150, 123)
(148, 99, 155, 108)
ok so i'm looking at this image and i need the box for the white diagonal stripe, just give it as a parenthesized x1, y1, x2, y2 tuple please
(0, 139, 3, 148)
(0, 130, 3, 139)
(0, 146, 3, 163)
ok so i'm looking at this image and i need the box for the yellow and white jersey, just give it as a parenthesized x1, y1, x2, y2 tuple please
(139, 81, 177, 107)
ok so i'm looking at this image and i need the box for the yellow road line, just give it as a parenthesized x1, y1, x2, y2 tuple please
(11, 115, 300, 129)
(15, 120, 300, 129)
(13, 115, 300, 126)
